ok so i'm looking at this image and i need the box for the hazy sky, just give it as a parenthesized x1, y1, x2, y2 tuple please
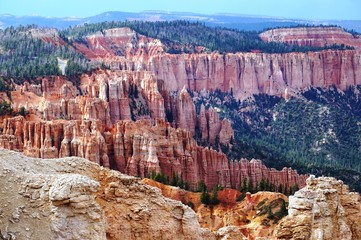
(1, 0, 360, 20)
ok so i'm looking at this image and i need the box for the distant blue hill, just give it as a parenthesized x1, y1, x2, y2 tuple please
(1, 11, 360, 32)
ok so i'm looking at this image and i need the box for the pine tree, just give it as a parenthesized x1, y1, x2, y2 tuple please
(210, 188, 220, 205)
(248, 178, 253, 193)
(241, 178, 247, 192)
(200, 190, 210, 205)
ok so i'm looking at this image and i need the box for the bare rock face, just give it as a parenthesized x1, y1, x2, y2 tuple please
(0, 116, 110, 167)
(0, 116, 306, 192)
(12, 70, 170, 126)
(75, 26, 361, 100)
(176, 86, 197, 136)
(0, 148, 219, 240)
(229, 159, 307, 191)
(274, 175, 361, 240)
(143, 179, 289, 239)
(260, 27, 361, 49)
(219, 119, 234, 145)
(112, 119, 229, 189)
(196, 105, 234, 145)
(80, 70, 134, 123)
(207, 107, 221, 145)
(29, 28, 66, 46)
(73, 27, 165, 59)
(139, 71, 165, 120)
(215, 226, 247, 240)
(121, 50, 361, 99)
(0, 150, 106, 240)
(82, 30, 360, 99)
(198, 104, 209, 142)
(0, 116, 24, 151)
(19, 28, 361, 105)
(11, 68, 236, 148)
(134, 123, 299, 190)
(41, 76, 78, 99)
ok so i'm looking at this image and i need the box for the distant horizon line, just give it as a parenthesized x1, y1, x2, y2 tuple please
(1, 10, 360, 22)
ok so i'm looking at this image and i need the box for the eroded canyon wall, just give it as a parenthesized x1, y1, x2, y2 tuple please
(143, 51, 361, 99)
(12, 70, 232, 143)
(0, 116, 306, 191)
(71, 27, 361, 99)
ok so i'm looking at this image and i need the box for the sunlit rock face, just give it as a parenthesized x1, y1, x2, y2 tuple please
(0, 116, 307, 191)
(145, 51, 361, 99)
(274, 175, 361, 240)
(71, 27, 361, 99)
(260, 27, 361, 49)
(0, 148, 223, 240)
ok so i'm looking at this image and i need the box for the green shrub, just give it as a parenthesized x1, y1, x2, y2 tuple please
(0, 100, 13, 116)
(236, 192, 246, 202)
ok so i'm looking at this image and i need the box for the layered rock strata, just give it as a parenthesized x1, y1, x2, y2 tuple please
(39, 27, 361, 100)
(274, 175, 361, 240)
(260, 27, 361, 49)
(73, 27, 165, 59)
(143, 50, 361, 99)
(0, 116, 306, 191)
(12, 70, 233, 143)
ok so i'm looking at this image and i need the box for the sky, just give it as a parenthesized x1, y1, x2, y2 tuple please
(0, 0, 360, 20)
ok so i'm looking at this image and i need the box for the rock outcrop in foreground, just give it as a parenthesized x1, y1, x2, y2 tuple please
(0, 148, 247, 240)
(274, 175, 361, 240)
(0, 116, 307, 191)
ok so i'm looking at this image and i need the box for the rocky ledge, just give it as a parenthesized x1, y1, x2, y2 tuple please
(0, 148, 247, 240)
(275, 175, 361, 240)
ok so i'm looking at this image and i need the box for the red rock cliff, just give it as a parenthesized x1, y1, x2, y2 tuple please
(11, 69, 233, 144)
(70, 27, 361, 99)
(74, 27, 165, 59)
(0, 116, 307, 191)
(106, 50, 361, 99)
(260, 27, 361, 49)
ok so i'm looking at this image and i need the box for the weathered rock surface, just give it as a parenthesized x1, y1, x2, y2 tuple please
(73, 27, 165, 59)
(274, 175, 361, 240)
(0, 148, 224, 240)
(198, 104, 209, 142)
(29, 28, 66, 46)
(12, 70, 232, 142)
(176, 86, 197, 136)
(219, 118, 234, 145)
(260, 27, 361, 49)
(143, 178, 288, 239)
(0, 149, 106, 240)
(196, 105, 234, 145)
(0, 116, 307, 192)
(69, 28, 361, 99)
(144, 50, 361, 99)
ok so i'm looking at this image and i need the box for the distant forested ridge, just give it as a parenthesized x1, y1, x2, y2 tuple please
(61, 21, 352, 54)
(0, 21, 354, 79)
(0, 25, 90, 79)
